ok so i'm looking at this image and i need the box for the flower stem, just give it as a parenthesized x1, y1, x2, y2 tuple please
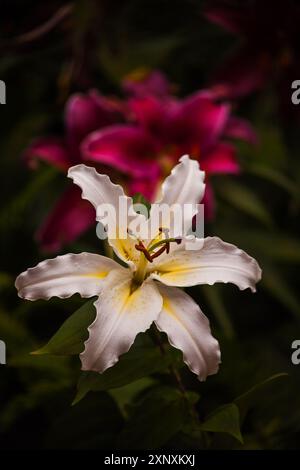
(151, 327, 199, 422)
(104, 239, 114, 259)
(133, 253, 148, 284)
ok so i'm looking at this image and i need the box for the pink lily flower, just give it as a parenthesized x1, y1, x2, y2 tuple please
(24, 72, 255, 252)
(83, 89, 256, 217)
(24, 90, 124, 252)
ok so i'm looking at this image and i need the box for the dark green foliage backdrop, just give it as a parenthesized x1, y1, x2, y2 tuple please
(0, 0, 300, 449)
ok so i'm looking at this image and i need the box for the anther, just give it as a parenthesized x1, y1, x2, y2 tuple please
(150, 245, 167, 260)
(135, 242, 153, 262)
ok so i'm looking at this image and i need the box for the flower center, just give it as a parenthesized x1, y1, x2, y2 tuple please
(133, 228, 181, 286)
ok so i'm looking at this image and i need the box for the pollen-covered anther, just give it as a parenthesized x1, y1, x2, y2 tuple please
(135, 234, 183, 262)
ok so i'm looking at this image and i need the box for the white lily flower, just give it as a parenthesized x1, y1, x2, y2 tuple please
(15, 155, 261, 380)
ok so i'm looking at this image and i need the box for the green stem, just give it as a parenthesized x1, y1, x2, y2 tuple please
(104, 239, 114, 259)
(133, 253, 148, 284)
(148, 237, 179, 253)
(151, 327, 199, 423)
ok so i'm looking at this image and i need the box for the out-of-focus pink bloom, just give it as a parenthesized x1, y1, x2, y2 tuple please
(24, 90, 124, 252)
(204, 0, 300, 116)
(83, 89, 255, 216)
(122, 69, 172, 98)
(25, 72, 256, 252)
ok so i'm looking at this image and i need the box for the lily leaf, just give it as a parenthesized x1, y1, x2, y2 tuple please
(217, 180, 273, 227)
(117, 386, 190, 449)
(200, 403, 243, 444)
(247, 164, 300, 200)
(234, 373, 288, 423)
(132, 192, 151, 216)
(73, 338, 176, 404)
(32, 299, 96, 356)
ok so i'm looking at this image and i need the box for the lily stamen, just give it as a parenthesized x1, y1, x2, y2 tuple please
(135, 241, 153, 262)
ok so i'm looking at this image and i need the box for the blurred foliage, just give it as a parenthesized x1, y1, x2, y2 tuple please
(1, 0, 300, 450)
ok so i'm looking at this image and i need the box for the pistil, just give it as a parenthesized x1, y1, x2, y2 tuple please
(133, 231, 182, 287)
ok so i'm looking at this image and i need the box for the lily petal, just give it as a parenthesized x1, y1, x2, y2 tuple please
(68, 163, 127, 211)
(65, 91, 121, 159)
(204, 4, 246, 35)
(170, 92, 230, 152)
(202, 182, 216, 220)
(36, 185, 95, 253)
(156, 155, 205, 206)
(80, 269, 163, 373)
(82, 125, 159, 177)
(202, 143, 240, 174)
(23, 137, 71, 171)
(128, 96, 172, 142)
(155, 284, 220, 380)
(68, 164, 144, 267)
(148, 155, 205, 238)
(225, 116, 258, 145)
(15, 253, 121, 300)
(151, 236, 262, 292)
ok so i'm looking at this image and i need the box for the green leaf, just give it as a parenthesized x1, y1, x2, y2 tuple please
(73, 337, 175, 404)
(117, 386, 189, 449)
(247, 164, 300, 200)
(109, 377, 156, 417)
(32, 299, 96, 356)
(200, 403, 243, 444)
(217, 180, 273, 227)
(234, 373, 288, 423)
(132, 192, 151, 216)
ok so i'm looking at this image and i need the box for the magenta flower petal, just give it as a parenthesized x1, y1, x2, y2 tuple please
(65, 91, 124, 160)
(82, 125, 160, 177)
(123, 70, 171, 98)
(202, 182, 216, 220)
(127, 177, 158, 201)
(202, 143, 240, 175)
(225, 117, 258, 145)
(23, 137, 71, 171)
(129, 96, 174, 142)
(36, 185, 95, 253)
(204, 4, 247, 35)
(170, 92, 230, 153)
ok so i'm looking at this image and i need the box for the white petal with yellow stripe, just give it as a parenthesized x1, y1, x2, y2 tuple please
(80, 269, 163, 373)
(151, 236, 262, 292)
(68, 164, 145, 268)
(15, 253, 120, 300)
(155, 284, 221, 381)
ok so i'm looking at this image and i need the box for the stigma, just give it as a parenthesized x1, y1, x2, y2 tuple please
(135, 227, 182, 262)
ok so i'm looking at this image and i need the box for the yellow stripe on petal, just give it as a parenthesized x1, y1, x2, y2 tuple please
(155, 284, 221, 381)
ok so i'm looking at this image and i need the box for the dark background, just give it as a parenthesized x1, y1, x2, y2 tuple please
(0, 0, 300, 450)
